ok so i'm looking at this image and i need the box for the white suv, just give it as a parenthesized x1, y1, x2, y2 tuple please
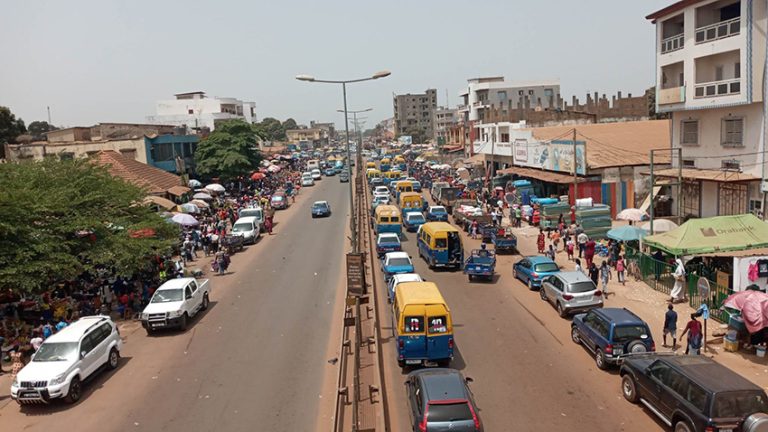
(11, 316, 122, 405)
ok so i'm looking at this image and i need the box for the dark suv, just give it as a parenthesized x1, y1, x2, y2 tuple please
(405, 368, 483, 432)
(571, 307, 655, 370)
(620, 355, 768, 432)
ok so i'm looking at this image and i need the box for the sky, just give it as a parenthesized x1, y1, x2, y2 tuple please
(0, 0, 672, 130)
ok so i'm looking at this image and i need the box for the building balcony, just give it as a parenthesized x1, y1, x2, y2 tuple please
(661, 33, 684, 54)
(658, 86, 686, 105)
(694, 78, 741, 98)
(695, 17, 740, 44)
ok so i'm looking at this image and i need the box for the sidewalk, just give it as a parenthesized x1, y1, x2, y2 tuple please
(491, 216, 768, 391)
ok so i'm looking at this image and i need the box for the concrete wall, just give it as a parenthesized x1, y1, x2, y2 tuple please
(5, 138, 148, 163)
(701, 181, 720, 217)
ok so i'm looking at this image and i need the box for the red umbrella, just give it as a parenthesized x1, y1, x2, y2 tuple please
(251, 172, 265, 180)
(724, 290, 768, 333)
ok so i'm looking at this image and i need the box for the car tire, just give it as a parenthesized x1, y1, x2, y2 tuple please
(539, 288, 547, 301)
(621, 375, 639, 403)
(557, 302, 567, 318)
(571, 327, 581, 345)
(512, 268, 518, 279)
(527, 278, 534, 291)
(674, 420, 694, 432)
(65, 376, 82, 404)
(179, 313, 189, 331)
(468, 274, 473, 282)
(627, 340, 647, 354)
(107, 347, 119, 370)
(145, 327, 155, 336)
(595, 350, 608, 370)
(201, 293, 210, 311)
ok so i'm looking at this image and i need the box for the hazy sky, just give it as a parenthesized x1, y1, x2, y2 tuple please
(0, 0, 671, 130)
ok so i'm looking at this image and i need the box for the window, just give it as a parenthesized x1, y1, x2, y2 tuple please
(528, 90, 534, 95)
(682, 159, 696, 168)
(435, 238, 447, 249)
(722, 118, 744, 147)
(120, 148, 137, 160)
(686, 382, 708, 412)
(715, 65, 724, 81)
(593, 318, 610, 338)
(682, 180, 701, 218)
(649, 361, 670, 382)
(188, 109, 194, 115)
(680, 120, 698, 145)
(501, 133, 510, 142)
(544, 88, 554, 98)
(404, 316, 424, 333)
(428, 316, 448, 334)
(152, 143, 174, 161)
(497, 91, 508, 101)
(80, 334, 96, 355)
(721, 159, 741, 170)
(185, 286, 192, 299)
(735, 62, 741, 79)
(665, 369, 691, 399)
(719, 182, 748, 215)
(518, 90, 524, 96)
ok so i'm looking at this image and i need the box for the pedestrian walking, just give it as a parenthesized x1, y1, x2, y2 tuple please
(471, 220, 479, 240)
(574, 258, 583, 274)
(588, 262, 599, 286)
(584, 239, 596, 268)
(670, 258, 686, 303)
(566, 237, 575, 261)
(662, 304, 678, 349)
(616, 256, 626, 286)
(537, 230, 546, 254)
(599, 261, 612, 294)
(550, 229, 561, 253)
(546, 245, 556, 261)
(577, 231, 588, 258)
(680, 313, 703, 355)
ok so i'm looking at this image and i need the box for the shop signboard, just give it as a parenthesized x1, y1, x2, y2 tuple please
(398, 135, 412, 146)
(602, 168, 620, 184)
(511, 139, 586, 175)
(346, 253, 366, 296)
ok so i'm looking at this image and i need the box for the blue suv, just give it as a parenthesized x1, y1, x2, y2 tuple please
(571, 308, 655, 370)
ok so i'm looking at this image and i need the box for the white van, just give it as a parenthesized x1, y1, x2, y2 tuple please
(307, 160, 320, 171)
(231, 216, 260, 244)
(238, 206, 264, 225)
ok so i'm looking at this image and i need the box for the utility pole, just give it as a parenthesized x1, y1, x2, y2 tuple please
(47, 106, 52, 126)
(572, 128, 578, 203)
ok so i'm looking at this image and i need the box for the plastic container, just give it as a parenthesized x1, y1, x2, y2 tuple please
(758, 346, 766, 358)
(724, 338, 740, 352)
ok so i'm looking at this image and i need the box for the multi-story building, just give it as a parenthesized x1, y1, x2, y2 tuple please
(647, 0, 767, 218)
(310, 121, 336, 140)
(434, 107, 458, 145)
(147, 91, 257, 132)
(393, 89, 437, 143)
(285, 128, 328, 148)
(458, 77, 560, 124)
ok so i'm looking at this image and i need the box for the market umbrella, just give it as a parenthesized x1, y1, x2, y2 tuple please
(205, 183, 225, 193)
(267, 165, 281, 173)
(251, 172, 265, 180)
(188, 179, 202, 188)
(189, 199, 210, 208)
(179, 203, 199, 214)
(171, 213, 199, 226)
(606, 225, 646, 242)
(616, 208, 648, 222)
(724, 291, 768, 333)
(640, 219, 678, 234)
(193, 192, 213, 201)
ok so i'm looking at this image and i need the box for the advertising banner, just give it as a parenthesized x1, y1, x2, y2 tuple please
(512, 139, 586, 175)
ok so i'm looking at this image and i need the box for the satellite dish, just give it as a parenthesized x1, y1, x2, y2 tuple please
(697, 277, 710, 299)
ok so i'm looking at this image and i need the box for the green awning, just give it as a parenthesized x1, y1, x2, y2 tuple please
(644, 214, 768, 256)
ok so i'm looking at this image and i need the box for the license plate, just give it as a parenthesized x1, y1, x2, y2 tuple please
(21, 391, 40, 398)
(405, 359, 421, 365)
(151, 323, 165, 328)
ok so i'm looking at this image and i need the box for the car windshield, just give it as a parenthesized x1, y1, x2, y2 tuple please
(432, 207, 447, 214)
(408, 214, 425, 223)
(569, 281, 597, 293)
(534, 262, 559, 273)
(232, 223, 252, 232)
(427, 401, 472, 422)
(612, 325, 649, 342)
(713, 391, 768, 418)
(34, 342, 79, 362)
(272, 196, 284, 201)
(239, 210, 262, 219)
(313, 204, 327, 210)
(379, 236, 400, 245)
(151, 289, 183, 303)
(388, 258, 411, 267)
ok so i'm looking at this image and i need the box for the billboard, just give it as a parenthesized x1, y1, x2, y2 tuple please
(398, 135, 413, 145)
(512, 139, 586, 175)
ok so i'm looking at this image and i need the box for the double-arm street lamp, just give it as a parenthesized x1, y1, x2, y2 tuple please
(295, 71, 390, 253)
(338, 108, 371, 158)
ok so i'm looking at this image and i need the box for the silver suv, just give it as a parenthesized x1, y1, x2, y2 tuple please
(540, 271, 603, 317)
(11, 316, 122, 405)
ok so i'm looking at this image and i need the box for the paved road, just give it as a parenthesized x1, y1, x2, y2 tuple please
(374, 210, 667, 431)
(0, 177, 350, 432)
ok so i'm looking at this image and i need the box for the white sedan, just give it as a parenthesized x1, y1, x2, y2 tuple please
(301, 176, 314, 186)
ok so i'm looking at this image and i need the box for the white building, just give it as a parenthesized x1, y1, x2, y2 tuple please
(147, 91, 257, 132)
(648, 0, 767, 218)
(458, 77, 560, 124)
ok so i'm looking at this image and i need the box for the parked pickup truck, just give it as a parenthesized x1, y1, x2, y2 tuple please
(464, 248, 495, 282)
(491, 227, 517, 253)
(140, 277, 211, 334)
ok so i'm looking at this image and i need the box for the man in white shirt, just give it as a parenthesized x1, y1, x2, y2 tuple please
(577, 232, 589, 259)
(30, 332, 43, 351)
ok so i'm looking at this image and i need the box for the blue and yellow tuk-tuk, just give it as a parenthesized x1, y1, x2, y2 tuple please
(374, 205, 402, 235)
(392, 282, 453, 367)
(394, 181, 414, 201)
(366, 161, 376, 170)
(398, 192, 424, 218)
(394, 155, 406, 171)
(380, 158, 391, 172)
(366, 169, 381, 183)
(417, 222, 464, 270)
(381, 171, 400, 185)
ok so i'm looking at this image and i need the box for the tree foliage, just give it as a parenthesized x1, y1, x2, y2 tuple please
(0, 106, 26, 144)
(252, 117, 301, 141)
(0, 158, 180, 294)
(27, 120, 59, 141)
(195, 119, 262, 180)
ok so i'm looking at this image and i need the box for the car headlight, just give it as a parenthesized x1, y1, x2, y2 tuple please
(140, 313, 149, 320)
(168, 310, 183, 318)
(12, 376, 19, 387)
(50, 373, 67, 385)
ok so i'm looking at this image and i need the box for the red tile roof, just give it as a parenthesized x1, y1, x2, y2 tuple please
(646, 0, 704, 22)
(92, 150, 189, 196)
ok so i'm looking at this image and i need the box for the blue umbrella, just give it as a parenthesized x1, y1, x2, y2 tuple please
(607, 225, 646, 242)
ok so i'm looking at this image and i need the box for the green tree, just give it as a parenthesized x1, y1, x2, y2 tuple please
(0, 106, 26, 144)
(0, 158, 179, 294)
(253, 117, 284, 141)
(27, 120, 58, 141)
(195, 119, 262, 180)
(281, 118, 298, 135)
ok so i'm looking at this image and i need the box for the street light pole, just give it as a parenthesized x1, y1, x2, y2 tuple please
(341, 82, 357, 253)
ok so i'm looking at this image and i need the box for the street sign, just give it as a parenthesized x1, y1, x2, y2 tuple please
(346, 253, 367, 296)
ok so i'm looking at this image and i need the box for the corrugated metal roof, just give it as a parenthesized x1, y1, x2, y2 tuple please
(93, 150, 187, 195)
(497, 166, 585, 184)
(524, 120, 671, 169)
(647, 168, 760, 183)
